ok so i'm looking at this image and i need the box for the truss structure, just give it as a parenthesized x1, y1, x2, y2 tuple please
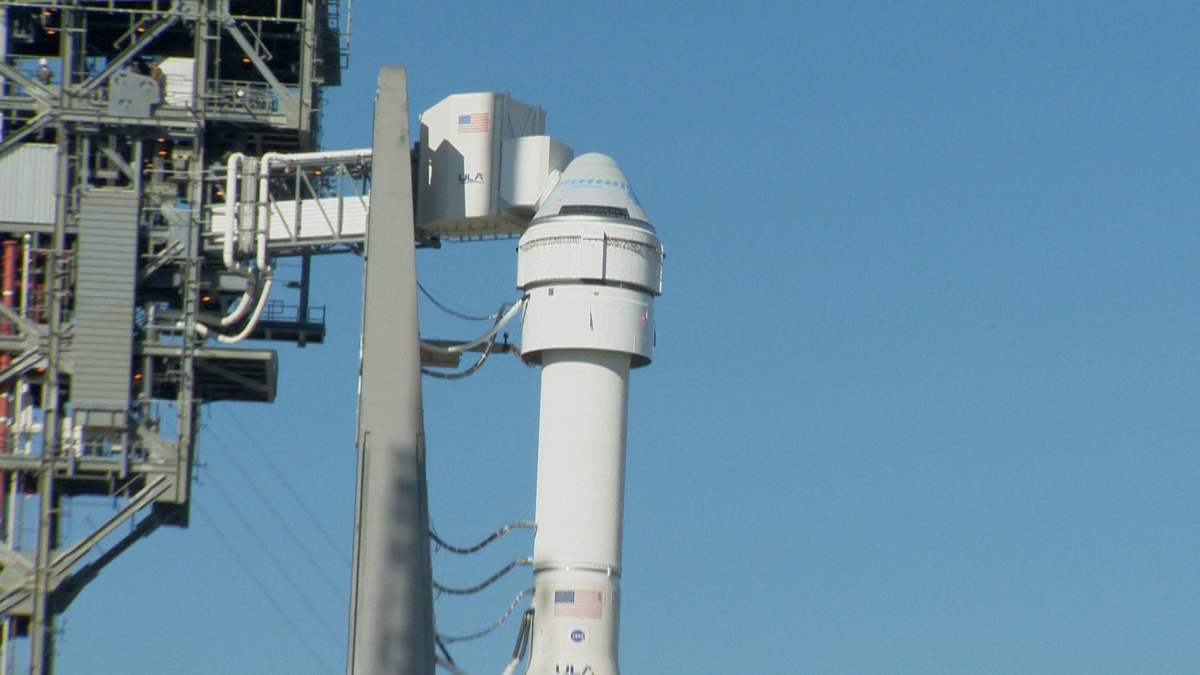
(0, 1, 347, 671)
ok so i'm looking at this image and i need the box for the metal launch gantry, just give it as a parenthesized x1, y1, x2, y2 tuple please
(0, 3, 663, 672)
(0, 1, 347, 672)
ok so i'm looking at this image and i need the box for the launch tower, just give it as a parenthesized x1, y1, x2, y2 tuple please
(0, 2, 347, 671)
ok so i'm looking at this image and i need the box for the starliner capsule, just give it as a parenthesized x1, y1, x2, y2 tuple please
(518, 153, 663, 675)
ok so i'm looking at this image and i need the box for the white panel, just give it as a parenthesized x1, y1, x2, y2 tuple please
(158, 57, 195, 107)
(499, 135, 574, 209)
(533, 348, 630, 568)
(578, 236, 605, 279)
(416, 93, 562, 235)
(263, 196, 370, 241)
(519, 285, 655, 366)
(527, 575, 620, 675)
(0, 144, 57, 224)
(416, 92, 499, 227)
(528, 349, 628, 675)
(518, 220, 662, 294)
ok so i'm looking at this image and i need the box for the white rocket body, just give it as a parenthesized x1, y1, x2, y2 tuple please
(518, 154, 663, 675)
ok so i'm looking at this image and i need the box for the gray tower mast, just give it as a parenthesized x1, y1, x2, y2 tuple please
(347, 66, 436, 675)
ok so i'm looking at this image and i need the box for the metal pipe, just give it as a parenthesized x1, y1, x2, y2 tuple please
(0, 239, 18, 526)
(0, 238, 14, 675)
(238, 157, 259, 263)
(257, 152, 277, 269)
(264, 148, 372, 164)
(30, 116, 72, 675)
(223, 152, 243, 270)
(20, 235, 30, 325)
(214, 278, 273, 344)
(216, 277, 257, 327)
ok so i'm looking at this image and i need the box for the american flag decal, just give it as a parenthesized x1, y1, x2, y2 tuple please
(457, 113, 489, 133)
(554, 589, 603, 619)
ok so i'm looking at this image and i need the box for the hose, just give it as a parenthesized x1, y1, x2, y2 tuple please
(437, 587, 534, 644)
(215, 278, 273, 344)
(433, 558, 531, 596)
(422, 336, 494, 380)
(420, 300, 523, 355)
(430, 521, 536, 555)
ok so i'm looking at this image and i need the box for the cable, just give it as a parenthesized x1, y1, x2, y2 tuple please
(222, 405, 353, 566)
(437, 587, 534, 644)
(500, 611, 533, 675)
(418, 280, 497, 321)
(435, 657, 472, 675)
(436, 636, 457, 666)
(200, 465, 344, 646)
(422, 334, 494, 380)
(420, 300, 523, 355)
(421, 299, 524, 379)
(430, 521, 536, 555)
(203, 421, 349, 605)
(433, 558, 531, 596)
(194, 503, 338, 675)
(513, 609, 534, 662)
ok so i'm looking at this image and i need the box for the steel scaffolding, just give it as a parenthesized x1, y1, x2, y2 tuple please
(0, 1, 347, 671)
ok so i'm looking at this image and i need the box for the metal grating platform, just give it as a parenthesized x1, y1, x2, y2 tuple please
(139, 344, 277, 403)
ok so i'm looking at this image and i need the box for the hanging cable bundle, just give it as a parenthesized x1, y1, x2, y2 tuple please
(418, 280, 499, 322)
(430, 520, 536, 554)
(433, 557, 531, 596)
(420, 300, 525, 379)
(437, 587, 535, 644)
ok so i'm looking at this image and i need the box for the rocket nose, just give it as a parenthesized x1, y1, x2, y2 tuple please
(532, 153, 650, 226)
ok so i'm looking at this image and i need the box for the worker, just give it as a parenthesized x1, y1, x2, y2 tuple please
(147, 59, 166, 100)
(35, 58, 52, 85)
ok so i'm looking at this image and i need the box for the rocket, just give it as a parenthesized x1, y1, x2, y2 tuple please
(517, 153, 663, 675)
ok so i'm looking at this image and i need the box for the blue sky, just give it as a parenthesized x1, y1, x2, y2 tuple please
(51, 2, 1200, 673)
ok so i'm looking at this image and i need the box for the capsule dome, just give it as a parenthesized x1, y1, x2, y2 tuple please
(532, 153, 651, 226)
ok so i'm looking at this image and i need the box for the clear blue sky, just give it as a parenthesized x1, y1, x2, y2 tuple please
(54, 2, 1200, 673)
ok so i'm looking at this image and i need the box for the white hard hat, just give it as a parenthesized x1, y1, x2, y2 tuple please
(39, 58, 47, 66)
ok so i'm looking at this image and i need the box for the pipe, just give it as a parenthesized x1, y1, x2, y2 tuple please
(257, 152, 277, 270)
(217, 271, 259, 327)
(214, 278, 273, 344)
(0, 239, 17, 527)
(418, 301, 523, 355)
(266, 148, 372, 164)
(191, 278, 273, 344)
(223, 152, 243, 270)
(217, 288, 254, 327)
(19, 235, 29, 322)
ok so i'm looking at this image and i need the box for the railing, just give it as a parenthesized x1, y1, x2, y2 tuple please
(260, 299, 326, 325)
(328, 0, 353, 68)
(204, 79, 277, 114)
